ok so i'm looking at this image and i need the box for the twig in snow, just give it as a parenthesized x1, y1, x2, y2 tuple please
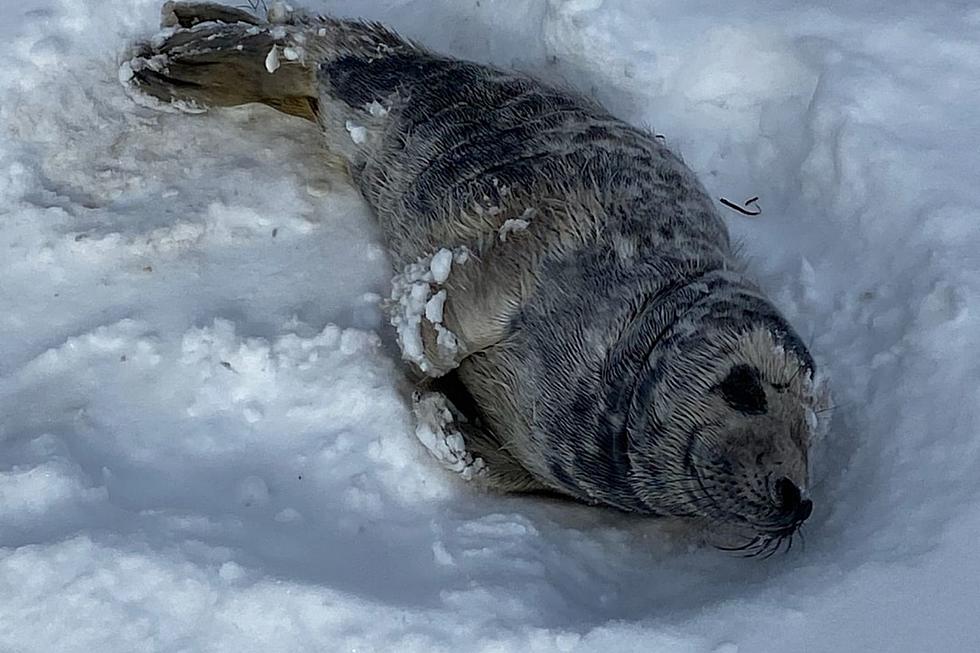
(720, 195, 762, 216)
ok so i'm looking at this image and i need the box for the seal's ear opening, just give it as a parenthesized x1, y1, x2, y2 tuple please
(717, 364, 768, 415)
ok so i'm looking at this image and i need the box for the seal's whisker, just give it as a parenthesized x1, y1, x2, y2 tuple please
(716, 535, 762, 552)
(759, 538, 784, 559)
(740, 540, 770, 558)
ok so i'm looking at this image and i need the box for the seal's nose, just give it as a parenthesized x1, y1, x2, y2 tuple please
(775, 477, 812, 524)
(796, 497, 814, 523)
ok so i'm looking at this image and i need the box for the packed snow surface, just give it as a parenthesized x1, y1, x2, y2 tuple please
(1, 1, 979, 651)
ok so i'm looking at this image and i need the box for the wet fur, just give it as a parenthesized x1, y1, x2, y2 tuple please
(126, 2, 822, 541)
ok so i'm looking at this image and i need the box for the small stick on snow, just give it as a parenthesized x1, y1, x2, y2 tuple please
(720, 195, 761, 216)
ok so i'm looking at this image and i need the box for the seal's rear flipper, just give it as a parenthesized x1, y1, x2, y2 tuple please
(122, 2, 318, 120)
(160, 1, 262, 29)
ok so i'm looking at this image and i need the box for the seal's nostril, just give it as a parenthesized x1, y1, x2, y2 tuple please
(797, 498, 813, 523)
(775, 476, 801, 511)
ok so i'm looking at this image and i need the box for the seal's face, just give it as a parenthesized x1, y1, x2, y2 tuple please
(686, 360, 814, 553)
(631, 327, 817, 554)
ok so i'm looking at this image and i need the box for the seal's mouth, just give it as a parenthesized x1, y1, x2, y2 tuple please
(716, 506, 811, 557)
(694, 468, 814, 557)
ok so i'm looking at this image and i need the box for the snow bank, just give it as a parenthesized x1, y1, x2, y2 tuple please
(1, 0, 979, 651)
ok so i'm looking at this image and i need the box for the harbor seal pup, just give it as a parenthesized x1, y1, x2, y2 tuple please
(124, 1, 825, 552)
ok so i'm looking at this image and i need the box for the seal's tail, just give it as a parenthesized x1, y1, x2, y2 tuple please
(123, 2, 320, 120)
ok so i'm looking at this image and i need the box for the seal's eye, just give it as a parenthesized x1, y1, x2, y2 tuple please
(718, 364, 768, 414)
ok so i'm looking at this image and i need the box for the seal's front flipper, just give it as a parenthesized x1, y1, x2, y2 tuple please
(388, 248, 479, 378)
(412, 390, 487, 482)
(413, 381, 547, 493)
(388, 240, 534, 380)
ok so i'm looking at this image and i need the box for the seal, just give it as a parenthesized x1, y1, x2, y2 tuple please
(125, 1, 826, 553)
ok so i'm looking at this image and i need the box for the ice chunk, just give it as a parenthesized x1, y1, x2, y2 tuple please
(367, 100, 389, 117)
(264, 45, 280, 73)
(429, 248, 454, 283)
(345, 121, 368, 144)
(498, 218, 530, 242)
(425, 289, 447, 323)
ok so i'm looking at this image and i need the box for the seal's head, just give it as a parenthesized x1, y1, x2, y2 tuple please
(628, 325, 819, 554)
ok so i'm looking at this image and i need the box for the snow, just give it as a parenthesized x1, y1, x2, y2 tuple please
(424, 289, 447, 323)
(367, 99, 389, 117)
(264, 44, 280, 73)
(345, 119, 368, 144)
(499, 213, 532, 242)
(1, 0, 979, 652)
(267, 2, 293, 25)
(428, 247, 454, 283)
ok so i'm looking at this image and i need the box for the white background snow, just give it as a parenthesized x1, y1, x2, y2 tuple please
(1, 0, 979, 650)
